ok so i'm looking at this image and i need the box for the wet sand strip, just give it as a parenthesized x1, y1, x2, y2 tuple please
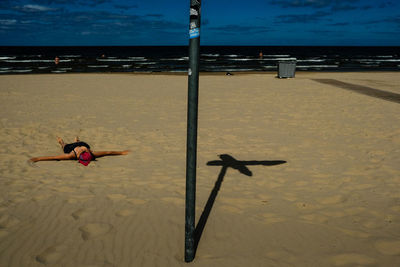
(312, 79, 400, 104)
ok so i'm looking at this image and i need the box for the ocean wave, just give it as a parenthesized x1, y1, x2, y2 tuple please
(51, 70, 67, 73)
(297, 59, 326, 62)
(5, 59, 52, 63)
(135, 62, 156, 65)
(4, 59, 72, 63)
(357, 59, 400, 62)
(297, 65, 338, 69)
(263, 55, 290, 57)
(88, 65, 109, 68)
(170, 70, 187, 73)
(60, 55, 81, 58)
(11, 69, 33, 73)
(223, 54, 241, 58)
(160, 57, 188, 61)
(24, 54, 42, 58)
(258, 57, 297, 61)
(96, 58, 143, 62)
(128, 56, 146, 60)
(227, 57, 298, 61)
(204, 65, 232, 69)
(0, 56, 16, 60)
(203, 65, 260, 71)
(360, 61, 381, 65)
(275, 58, 297, 61)
(201, 54, 220, 57)
(216, 68, 256, 72)
(226, 58, 254, 61)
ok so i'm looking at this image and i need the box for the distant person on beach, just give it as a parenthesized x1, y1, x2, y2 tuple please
(30, 137, 129, 166)
(54, 56, 60, 65)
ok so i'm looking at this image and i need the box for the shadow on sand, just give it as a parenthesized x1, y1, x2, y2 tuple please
(193, 154, 286, 254)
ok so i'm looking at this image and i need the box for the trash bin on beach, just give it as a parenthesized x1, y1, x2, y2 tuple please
(277, 60, 296, 78)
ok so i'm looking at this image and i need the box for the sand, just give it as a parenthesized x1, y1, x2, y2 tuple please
(0, 72, 399, 266)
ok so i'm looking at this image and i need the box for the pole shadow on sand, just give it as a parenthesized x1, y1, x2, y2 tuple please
(193, 154, 286, 254)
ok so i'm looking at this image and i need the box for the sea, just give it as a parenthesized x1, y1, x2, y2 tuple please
(0, 46, 399, 74)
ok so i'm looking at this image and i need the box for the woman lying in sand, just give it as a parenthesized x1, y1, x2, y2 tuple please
(30, 137, 129, 166)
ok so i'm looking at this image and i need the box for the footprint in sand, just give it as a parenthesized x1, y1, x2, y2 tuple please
(390, 205, 400, 212)
(262, 213, 285, 224)
(52, 186, 76, 193)
(115, 209, 134, 217)
(361, 220, 381, 229)
(0, 213, 20, 228)
(337, 228, 370, 238)
(294, 181, 309, 187)
(352, 184, 375, 190)
(126, 198, 148, 205)
(219, 205, 243, 214)
(330, 253, 376, 266)
(161, 197, 184, 206)
(9, 197, 27, 204)
(74, 261, 114, 267)
(319, 195, 345, 205)
(300, 214, 328, 224)
(148, 183, 167, 190)
(322, 211, 347, 218)
(31, 194, 52, 202)
(344, 207, 366, 215)
(266, 250, 296, 264)
(0, 229, 9, 238)
(71, 209, 92, 220)
(375, 240, 400, 255)
(79, 223, 113, 241)
(36, 245, 67, 265)
(282, 193, 298, 202)
(295, 202, 321, 210)
(67, 195, 94, 204)
(106, 194, 127, 201)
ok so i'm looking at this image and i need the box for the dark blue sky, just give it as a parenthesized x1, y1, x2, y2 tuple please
(0, 0, 399, 46)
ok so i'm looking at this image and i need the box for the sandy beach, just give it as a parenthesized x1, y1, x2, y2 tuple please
(0, 72, 399, 266)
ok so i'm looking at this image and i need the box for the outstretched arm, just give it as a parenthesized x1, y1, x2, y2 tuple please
(91, 150, 130, 158)
(30, 153, 75, 162)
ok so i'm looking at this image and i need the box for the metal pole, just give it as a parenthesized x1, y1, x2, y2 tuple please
(185, 0, 201, 263)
